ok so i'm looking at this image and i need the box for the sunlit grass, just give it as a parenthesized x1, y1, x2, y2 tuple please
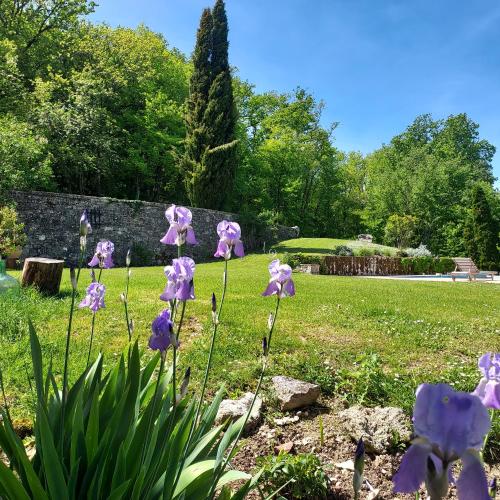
(2, 252, 499, 425)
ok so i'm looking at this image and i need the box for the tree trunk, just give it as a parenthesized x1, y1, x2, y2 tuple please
(21, 258, 64, 295)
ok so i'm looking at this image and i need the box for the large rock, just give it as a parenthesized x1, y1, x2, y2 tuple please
(215, 392, 262, 433)
(272, 376, 320, 411)
(338, 405, 412, 454)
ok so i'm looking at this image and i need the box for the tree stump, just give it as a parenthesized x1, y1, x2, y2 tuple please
(21, 258, 64, 295)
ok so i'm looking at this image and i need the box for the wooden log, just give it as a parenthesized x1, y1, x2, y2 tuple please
(21, 258, 64, 295)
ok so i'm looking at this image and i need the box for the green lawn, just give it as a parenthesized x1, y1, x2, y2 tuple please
(2, 251, 499, 427)
(274, 237, 397, 255)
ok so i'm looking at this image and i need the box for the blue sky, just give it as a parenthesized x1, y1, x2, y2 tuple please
(90, 0, 500, 185)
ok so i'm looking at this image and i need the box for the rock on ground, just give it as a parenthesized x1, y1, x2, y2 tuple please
(215, 392, 262, 433)
(338, 405, 412, 454)
(272, 376, 320, 411)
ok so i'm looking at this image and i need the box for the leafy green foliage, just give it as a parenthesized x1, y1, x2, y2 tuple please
(183, 8, 213, 205)
(433, 257, 455, 274)
(384, 214, 419, 249)
(257, 452, 328, 499)
(32, 24, 188, 200)
(0, 326, 253, 498)
(356, 247, 375, 257)
(335, 353, 395, 406)
(233, 85, 341, 235)
(0, 40, 26, 114)
(363, 114, 497, 254)
(0, 206, 27, 258)
(400, 257, 455, 275)
(0, 115, 53, 197)
(0, 0, 96, 80)
(281, 252, 323, 269)
(464, 184, 500, 270)
(332, 245, 354, 256)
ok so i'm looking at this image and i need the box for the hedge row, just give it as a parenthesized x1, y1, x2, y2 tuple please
(401, 256, 455, 275)
(282, 252, 456, 276)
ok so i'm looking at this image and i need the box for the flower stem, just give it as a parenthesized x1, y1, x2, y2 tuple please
(172, 300, 186, 407)
(194, 259, 228, 426)
(171, 243, 186, 406)
(86, 268, 103, 366)
(210, 296, 281, 499)
(86, 312, 96, 367)
(124, 267, 131, 344)
(61, 245, 85, 450)
(482, 409, 494, 456)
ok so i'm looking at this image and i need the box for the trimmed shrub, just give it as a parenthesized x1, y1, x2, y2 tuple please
(412, 256, 435, 274)
(400, 258, 412, 274)
(405, 244, 432, 257)
(332, 245, 354, 256)
(401, 256, 456, 275)
(356, 247, 375, 256)
(282, 252, 323, 269)
(434, 257, 455, 274)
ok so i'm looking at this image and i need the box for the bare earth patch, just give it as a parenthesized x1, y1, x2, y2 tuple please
(231, 396, 500, 499)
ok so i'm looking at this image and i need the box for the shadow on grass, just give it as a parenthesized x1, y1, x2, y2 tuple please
(56, 290, 75, 299)
(273, 246, 334, 255)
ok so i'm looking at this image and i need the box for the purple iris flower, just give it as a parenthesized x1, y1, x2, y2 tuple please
(160, 257, 195, 302)
(473, 352, 500, 410)
(262, 259, 295, 298)
(160, 204, 197, 246)
(393, 383, 491, 499)
(80, 210, 92, 236)
(148, 309, 179, 352)
(214, 220, 244, 260)
(88, 240, 115, 268)
(79, 282, 105, 312)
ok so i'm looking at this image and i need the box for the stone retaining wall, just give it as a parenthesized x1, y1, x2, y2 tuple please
(11, 191, 297, 266)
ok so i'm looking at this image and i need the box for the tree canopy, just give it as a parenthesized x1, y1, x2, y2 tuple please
(0, 0, 498, 260)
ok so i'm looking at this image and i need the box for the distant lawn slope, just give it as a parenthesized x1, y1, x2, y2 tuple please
(274, 237, 397, 255)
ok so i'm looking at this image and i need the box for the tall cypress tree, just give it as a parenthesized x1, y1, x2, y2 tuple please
(182, 8, 213, 201)
(183, 0, 238, 210)
(464, 184, 499, 270)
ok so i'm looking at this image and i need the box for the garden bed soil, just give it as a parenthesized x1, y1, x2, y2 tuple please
(232, 396, 500, 499)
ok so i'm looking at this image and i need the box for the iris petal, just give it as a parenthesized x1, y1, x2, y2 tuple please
(186, 227, 197, 245)
(413, 384, 490, 456)
(481, 380, 500, 409)
(262, 281, 280, 296)
(456, 451, 490, 500)
(234, 240, 245, 257)
(160, 225, 178, 245)
(393, 443, 431, 493)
